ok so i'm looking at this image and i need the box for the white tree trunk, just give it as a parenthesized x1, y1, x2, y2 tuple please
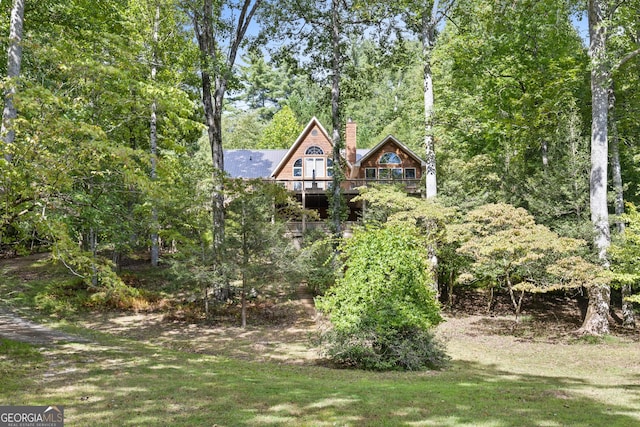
(1, 0, 25, 162)
(422, 9, 437, 199)
(581, 0, 611, 335)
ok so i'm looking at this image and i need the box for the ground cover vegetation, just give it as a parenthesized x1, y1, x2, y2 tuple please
(0, 0, 640, 418)
(1, 257, 640, 426)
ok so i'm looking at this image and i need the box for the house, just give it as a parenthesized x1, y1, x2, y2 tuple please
(224, 117, 426, 227)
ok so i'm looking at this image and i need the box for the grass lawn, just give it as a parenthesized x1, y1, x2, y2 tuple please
(1, 255, 640, 426)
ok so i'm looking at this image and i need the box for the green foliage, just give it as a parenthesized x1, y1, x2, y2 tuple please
(433, 0, 589, 209)
(354, 185, 452, 235)
(316, 224, 445, 370)
(222, 111, 265, 149)
(296, 232, 339, 296)
(341, 40, 424, 150)
(0, 0, 201, 286)
(258, 105, 302, 148)
(225, 179, 303, 288)
(455, 203, 607, 315)
(236, 50, 293, 120)
(610, 203, 640, 299)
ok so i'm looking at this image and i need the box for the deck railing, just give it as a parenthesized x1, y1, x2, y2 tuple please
(270, 178, 422, 193)
(285, 221, 357, 237)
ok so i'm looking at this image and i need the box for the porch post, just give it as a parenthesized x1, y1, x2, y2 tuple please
(302, 188, 306, 233)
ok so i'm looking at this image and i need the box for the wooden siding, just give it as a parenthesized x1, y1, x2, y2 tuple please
(356, 139, 423, 180)
(273, 123, 334, 181)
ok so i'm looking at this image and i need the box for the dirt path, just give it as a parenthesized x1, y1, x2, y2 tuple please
(0, 308, 89, 345)
(296, 284, 317, 319)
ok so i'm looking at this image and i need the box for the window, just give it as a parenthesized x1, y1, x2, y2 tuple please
(305, 146, 324, 155)
(327, 158, 334, 177)
(365, 168, 376, 179)
(391, 168, 403, 179)
(378, 168, 391, 179)
(379, 152, 401, 165)
(305, 157, 325, 178)
(293, 181, 302, 191)
(293, 158, 302, 177)
(404, 168, 416, 179)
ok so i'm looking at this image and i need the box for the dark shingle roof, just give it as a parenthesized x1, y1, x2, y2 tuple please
(224, 149, 288, 178)
(224, 148, 370, 179)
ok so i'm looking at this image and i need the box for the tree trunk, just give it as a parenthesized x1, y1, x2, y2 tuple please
(621, 284, 636, 328)
(1, 0, 25, 162)
(241, 280, 247, 328)
(193, 0, 225, 261)
(191, 0, 260, 259)
(608, 84, 634, 326)
(581, 0, 611, 335)
(609, 83, 624, 234)
(90, 227, 98, 288)
(241, 200, 248, 328)
(420, 6, 440, 294)
(150, 2, 160, 267)
(212, 80, 226, 252)
(580, 284, 611, 335)
(422, 9, 437, 199)
(330, 0, 342, 239)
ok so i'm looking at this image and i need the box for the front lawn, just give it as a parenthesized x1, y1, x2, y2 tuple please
(1, 255, 639, 426)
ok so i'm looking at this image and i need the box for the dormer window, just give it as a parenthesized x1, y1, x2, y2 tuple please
(379, 152, 401, 164)
(305, 146, 324, 155)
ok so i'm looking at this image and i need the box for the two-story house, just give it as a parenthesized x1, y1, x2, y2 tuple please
(224, 117, 426, 229)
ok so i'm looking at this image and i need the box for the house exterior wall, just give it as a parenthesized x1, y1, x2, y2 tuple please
(356, 140, 423, 180)
(273, 123, 334, 182)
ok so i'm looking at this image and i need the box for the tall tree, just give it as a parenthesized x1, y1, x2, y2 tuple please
(1, 0, 25, 162)
(400, 1, 456, 198)
(261, 0, 389, 238)
(187, 0, 262, 260)
(581, 0, 640, 334)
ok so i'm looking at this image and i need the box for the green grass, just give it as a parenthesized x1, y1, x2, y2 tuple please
(1, 256, 639, 426)
(1, 332, 639, 426)
(0, 338, 46, 394)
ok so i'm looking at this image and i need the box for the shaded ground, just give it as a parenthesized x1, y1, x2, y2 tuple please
(0, 308, 89, 345)
(0, 253, 638, 365)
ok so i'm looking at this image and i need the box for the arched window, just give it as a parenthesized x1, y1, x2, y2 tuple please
(305, 146, 324, 155)
(379, 152, 401, 164)
(293, 158, 302, 177)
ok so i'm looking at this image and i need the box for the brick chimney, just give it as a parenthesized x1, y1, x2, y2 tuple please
(346, 119, 357, 165)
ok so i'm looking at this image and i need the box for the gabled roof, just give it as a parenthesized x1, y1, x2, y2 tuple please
(355, 135, 426, 167)
(270, 117, 331, 178)
(224, 149, 288, 178)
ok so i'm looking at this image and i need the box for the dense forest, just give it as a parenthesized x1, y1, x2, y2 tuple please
(1, 0, 639, 359)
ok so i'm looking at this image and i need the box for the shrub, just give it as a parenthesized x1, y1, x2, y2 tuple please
(319, 327, 449, 371)
(316, 224, 447, 370)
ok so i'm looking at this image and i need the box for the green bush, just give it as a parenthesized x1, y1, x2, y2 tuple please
(316, 224, 447, 370)
(320, 327, 449, 371)
(298, 233, 338, 296)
